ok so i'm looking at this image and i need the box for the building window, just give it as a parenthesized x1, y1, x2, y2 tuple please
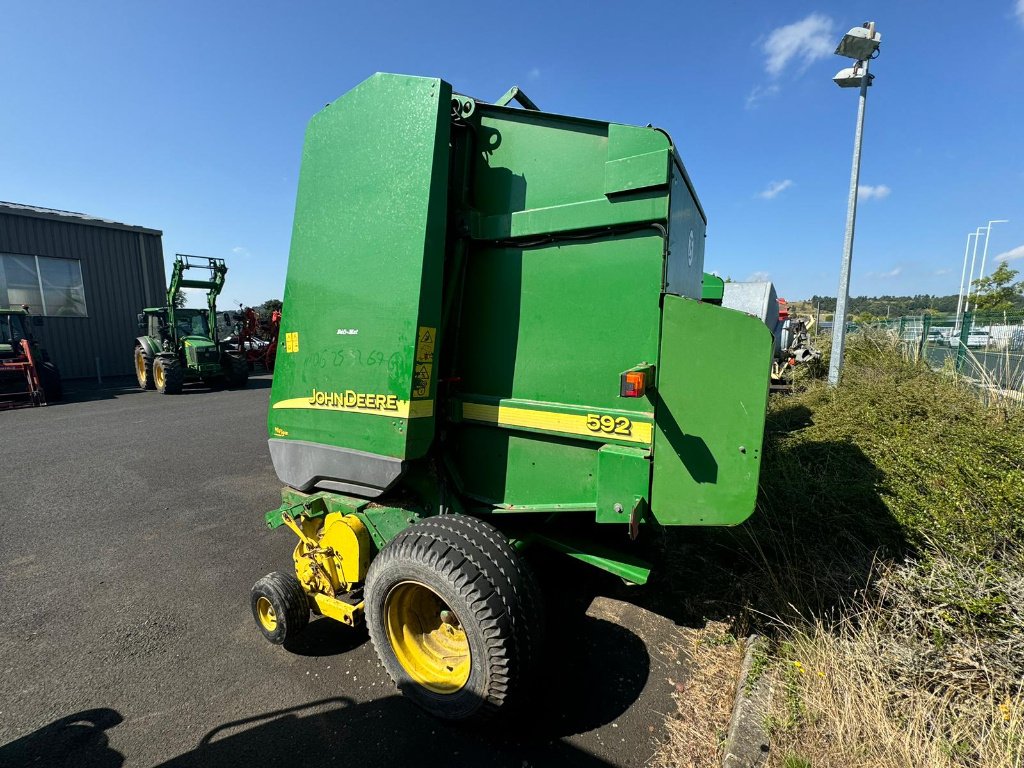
(0, 253, 88, 317)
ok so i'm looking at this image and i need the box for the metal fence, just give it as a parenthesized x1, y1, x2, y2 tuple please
(870, 312, 1024, 391)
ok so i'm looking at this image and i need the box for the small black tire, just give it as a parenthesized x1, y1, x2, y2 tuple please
(154, 356, 183, 394)
(226, 354, 248, 389)
(251, 571, 310, 645)
(134, 346, 154, 391)
(39, 361, 63, 402)
(365, 514, 544, 721)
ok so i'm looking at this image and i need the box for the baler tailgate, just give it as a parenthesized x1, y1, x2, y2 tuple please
(651, 295, 772, 526)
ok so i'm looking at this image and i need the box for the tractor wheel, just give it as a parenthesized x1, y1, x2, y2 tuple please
(40, 362, 63, 402)
(226, 355, 248, 389)
(365, 515, 544, 721)
(134, 346, 154, 390)
(251, 571, 310, 644)
(153, 357, 183, 394)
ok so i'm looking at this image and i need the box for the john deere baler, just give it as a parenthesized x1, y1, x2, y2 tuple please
(252, 73, 772, 721)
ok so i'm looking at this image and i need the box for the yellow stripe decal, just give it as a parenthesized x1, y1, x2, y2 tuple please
(273, 396, 434, 419)
(462, 403, 652, 444)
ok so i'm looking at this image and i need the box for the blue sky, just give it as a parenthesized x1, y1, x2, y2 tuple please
(3, 1, 1023, 305)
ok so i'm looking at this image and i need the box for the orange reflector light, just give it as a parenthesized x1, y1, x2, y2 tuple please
(620, 370, 646, 398)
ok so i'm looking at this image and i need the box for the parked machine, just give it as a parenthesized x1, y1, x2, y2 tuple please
(251, 73, 773, 721)
(0, 307, 61, 408)
(223, 305, 280, 372)
(705, 277, 820, 389)
(133, 255, 248, 394)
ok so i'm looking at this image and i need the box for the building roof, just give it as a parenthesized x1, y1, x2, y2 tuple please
(0, 201, 162, 236)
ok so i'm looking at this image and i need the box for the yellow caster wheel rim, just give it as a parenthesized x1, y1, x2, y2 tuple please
(256, 596, 278, 632)
(384, 581, 470, 694)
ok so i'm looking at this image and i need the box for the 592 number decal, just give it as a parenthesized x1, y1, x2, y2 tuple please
(586, 414, 632, 436)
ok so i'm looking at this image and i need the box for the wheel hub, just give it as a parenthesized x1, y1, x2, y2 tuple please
(384, 581, 470, 694)
(255, 595, 278, 631)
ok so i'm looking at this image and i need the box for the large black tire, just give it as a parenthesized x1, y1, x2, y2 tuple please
(226, 354, 248, 389)
(39, 361, 63, 402)
(251, 571, 310, 644)
(365, 514, 544, 721)
(134, 346, 154, 390)
(153, 356, 183, 394)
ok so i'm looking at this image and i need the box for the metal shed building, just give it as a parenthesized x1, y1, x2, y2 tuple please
(0, 202, 165, 379)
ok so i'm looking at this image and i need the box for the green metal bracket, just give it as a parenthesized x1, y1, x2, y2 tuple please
(494, 85, 539, 111)
(533, 532, 652, 585)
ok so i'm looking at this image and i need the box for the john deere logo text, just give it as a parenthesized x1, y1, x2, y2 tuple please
(308, 389, 399, 411)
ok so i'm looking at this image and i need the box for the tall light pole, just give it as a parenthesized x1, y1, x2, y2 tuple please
(828, 22, 881, 388)
(963, 226, 987, 314)
(955, 230, 982, 334)
(974, 219, 1009, 299)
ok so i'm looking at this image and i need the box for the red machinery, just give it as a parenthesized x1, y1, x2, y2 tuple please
(235, 307, 280, 371)
(0, 338, 47, 408)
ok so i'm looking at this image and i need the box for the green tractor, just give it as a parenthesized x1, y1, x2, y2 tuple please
(133, 255, 248, 394)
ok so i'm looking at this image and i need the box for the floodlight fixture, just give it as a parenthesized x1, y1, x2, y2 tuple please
(833, 64, 874, 88)
(835, 23, 881, 60)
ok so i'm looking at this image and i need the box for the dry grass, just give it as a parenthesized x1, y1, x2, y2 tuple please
(653, 622, 745, 768)
(768, 613, 1024, 767)
(653, 331, 1024, 766)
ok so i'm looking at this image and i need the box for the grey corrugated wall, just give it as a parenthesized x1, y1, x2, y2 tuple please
(0, 212, 166, 379)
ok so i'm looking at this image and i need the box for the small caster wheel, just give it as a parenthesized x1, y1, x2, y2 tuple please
(251, 571, 310, 644)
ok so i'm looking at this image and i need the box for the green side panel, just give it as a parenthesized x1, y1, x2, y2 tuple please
(651, 296, 772, 526)
(665, 167, 706, 300)
(701, 273, 725, 303)
(604, 123, 671, 195)
(596, 444, 651, 523)
(448, 429, 599, 509)
(447, 232, 663, 509)
(469, 109, 672, 240)
(268, 73, 451, 460)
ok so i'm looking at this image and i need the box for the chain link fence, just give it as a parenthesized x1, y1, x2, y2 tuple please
(868, 312, 1024, 392)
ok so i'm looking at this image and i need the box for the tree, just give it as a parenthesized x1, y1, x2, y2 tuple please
(257, 299, 283, 321)
(969, 263, 1023, 314)
(172, 289, 187, 308)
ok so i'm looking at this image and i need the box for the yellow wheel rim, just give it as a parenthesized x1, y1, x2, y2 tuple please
(135, 348, 147, 386)
(154, 361, 165, 389)
(256, 596, 278, 632)
(384, 581, 470, 694)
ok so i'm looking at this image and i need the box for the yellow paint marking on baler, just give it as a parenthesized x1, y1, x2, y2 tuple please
(461, 403, 653, 444)
(272, 396, 434, 418)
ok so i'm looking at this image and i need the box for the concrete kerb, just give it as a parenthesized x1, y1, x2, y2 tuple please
(722, 635, 774, 768)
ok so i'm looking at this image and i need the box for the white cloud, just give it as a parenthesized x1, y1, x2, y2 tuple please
(880, 267, 902, 278)
(231, 246, 252, 259)
(747, 271, 771, 282)
(762, 14, 835, 77)
(858, 184, 891, 200)
(757, 179, 793, 199)
(745, 84, 780, 110)
(745, 14, 834, 107)
(1017, 0, 1024, 26)
(934, 268, 952, 276)
(527, 67, 541, 80)
(996, 244, 1024, 262)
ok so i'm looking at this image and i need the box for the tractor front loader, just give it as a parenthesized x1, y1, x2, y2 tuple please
(251, 73, 773, 722)
(0, 307, 62, 408)
(133, 255, 248, 394)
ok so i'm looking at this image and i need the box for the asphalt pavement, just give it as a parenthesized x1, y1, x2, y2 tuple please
(0, 376, 686, 768)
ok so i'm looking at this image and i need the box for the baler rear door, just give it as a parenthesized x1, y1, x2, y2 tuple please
(650, 294, 772, 526)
